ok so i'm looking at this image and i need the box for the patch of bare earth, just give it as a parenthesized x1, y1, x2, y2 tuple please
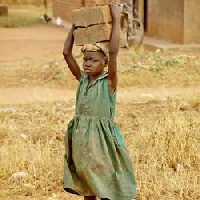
(0, 24, 199, 200)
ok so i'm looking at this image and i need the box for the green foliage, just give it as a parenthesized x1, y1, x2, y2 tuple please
(164, 58, 181, 67)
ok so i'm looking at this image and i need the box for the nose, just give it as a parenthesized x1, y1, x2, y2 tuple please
(84, 60, 92, 67)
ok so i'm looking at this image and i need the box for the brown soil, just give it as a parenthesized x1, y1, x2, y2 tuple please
(0, 23, 199, 104)
(0, 24, 67, 62)
(0, 24, 199, 200)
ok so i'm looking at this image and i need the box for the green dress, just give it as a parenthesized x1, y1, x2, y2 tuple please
(64, 71, 136, 200)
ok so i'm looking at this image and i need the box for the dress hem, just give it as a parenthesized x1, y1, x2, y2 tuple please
(63, 187, 80, 196)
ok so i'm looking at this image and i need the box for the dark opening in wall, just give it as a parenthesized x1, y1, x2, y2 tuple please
(144, 0, 148, 32)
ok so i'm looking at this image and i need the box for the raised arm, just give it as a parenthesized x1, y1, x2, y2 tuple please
(108, 3, 121, 93)
(63, 24, 81, 81)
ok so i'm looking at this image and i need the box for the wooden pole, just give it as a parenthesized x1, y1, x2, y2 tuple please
(44, 0, 47, 14)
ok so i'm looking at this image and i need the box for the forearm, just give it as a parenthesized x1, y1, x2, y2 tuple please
(63, 54, 80, 80)
(109, 18, 120, 55)
(63, 28, 75, 55)
(63, 25, 81, 81)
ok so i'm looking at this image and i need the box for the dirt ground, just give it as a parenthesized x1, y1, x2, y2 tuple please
(0, 24, 71, 104)
(0, 23, 199, 105)
(0, 24, 67, 62)
(0, 24, 199, 200)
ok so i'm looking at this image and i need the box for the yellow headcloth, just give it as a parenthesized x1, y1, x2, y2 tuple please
(81, 43, 109, 57)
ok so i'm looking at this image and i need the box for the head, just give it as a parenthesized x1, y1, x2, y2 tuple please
(83, 50, 108, 76)
(82, 48, 108, 76)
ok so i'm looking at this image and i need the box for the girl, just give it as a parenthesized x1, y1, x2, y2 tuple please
(63, 3, 136, 200)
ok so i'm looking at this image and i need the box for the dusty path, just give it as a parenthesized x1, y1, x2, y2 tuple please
(0, 86, 199, 105)
(0, 24, 199, 105)
(0, 87, 75, 104)
(0, 24, 68, 62)
(0, 24, 75, 105)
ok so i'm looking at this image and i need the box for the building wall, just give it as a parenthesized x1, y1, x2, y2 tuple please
(52, 0, 83, 21)
(53, 0, 200, 44)
(184, 0, 200, 44)
(147, 0, 184, 43)
(52, 0, 120, 22)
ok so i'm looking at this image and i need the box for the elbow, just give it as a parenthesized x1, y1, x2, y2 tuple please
(63, 51, 69, 56)
(109, 43, 119, 55)
(63, 52, 72, 59)
(109, 49, 119, 57)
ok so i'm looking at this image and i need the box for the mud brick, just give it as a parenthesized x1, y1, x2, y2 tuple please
(95, 0, 121, 6)
(0, 5, 8, 16)
(72, 5, 112, 27)
(73, 23, 112, 45)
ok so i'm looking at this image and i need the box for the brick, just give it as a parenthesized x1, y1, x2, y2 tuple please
(73, 23, 112, 45)
(85, 0, 121, 7)
(72, 5, 112, 27)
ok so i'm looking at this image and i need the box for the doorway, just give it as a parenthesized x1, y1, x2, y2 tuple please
(144, 0, 148, 32)
(132, 0, 148, 32)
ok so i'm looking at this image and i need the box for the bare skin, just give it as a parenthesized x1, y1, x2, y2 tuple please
(63, 3, 120, 93)
(82, 50, 108, 86)
(63, 3, 120, 200)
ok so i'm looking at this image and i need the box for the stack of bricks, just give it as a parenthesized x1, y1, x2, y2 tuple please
(72, 5, 113, 46)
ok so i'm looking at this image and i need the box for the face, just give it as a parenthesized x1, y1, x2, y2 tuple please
(83, 51, 107, 76)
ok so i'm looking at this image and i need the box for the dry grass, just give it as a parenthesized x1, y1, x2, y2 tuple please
(0, 95, 199, 199)
(1, 49, 200, 89)
(0, 0, 50, 5)
(0, 6, 200, 198)
(117, 49, 200, 88)
(0, 3, 52, 27)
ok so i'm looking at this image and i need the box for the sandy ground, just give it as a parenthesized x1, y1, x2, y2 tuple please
(0, 24, 67, 62)
(0, 24, 199, 200)
(0, 24, 199, 105)
(0, 24, 72, 104)
(0, 86, 199, 105)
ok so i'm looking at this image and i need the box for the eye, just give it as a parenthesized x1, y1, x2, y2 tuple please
(93, 60, 99, 62)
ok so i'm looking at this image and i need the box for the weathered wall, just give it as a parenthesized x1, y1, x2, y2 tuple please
(53, 0, 200, 44)
(52, 0, 120, 22)
(147, 0, 184, 43)
(184, 0, 200, 44)
(52, 0, 83, 22)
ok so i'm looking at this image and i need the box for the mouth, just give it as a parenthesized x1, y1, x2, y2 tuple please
(84, 68, 92, 72)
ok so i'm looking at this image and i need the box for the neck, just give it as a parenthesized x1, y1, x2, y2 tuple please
(89, 71, 104, 81)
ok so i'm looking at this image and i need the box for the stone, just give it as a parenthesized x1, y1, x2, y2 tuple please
(72, 5, 112, 27)
(0, 5, 8, 16)
(73, 23, 112, 45)
(12, 172, 27, 180)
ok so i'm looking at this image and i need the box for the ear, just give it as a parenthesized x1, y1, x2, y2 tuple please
(104, 56, 108, 67)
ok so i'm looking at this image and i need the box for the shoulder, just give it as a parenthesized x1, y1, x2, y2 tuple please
(99, 71, 108, 80)
(100, 72, 117, 97)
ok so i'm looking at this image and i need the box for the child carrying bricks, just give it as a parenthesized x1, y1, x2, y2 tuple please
(63, 3, 136, 200)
